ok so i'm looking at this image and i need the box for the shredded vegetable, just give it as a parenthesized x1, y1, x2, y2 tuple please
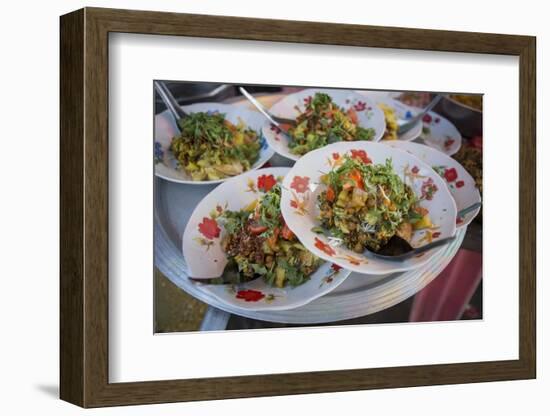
(170, 112, 260, 181)
(221, 185, 322, 287)
(318, 155, 428, 252)
(287, 93, 375, 156)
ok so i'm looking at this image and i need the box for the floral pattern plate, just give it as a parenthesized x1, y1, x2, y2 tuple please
(419, 111, 462, 156)
(386, 141, 481, 227)
(262, 89, 386, 162)
(154, 102, 274, 185)
(387, 92, 462, 156)
(280, 142, 457, 275)
(182, 167, 350, 311)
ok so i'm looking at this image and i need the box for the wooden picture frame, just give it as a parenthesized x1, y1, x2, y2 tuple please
(60, 7, 536, 408)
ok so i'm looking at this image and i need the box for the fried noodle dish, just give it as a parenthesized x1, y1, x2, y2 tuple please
(287, 93, 375, 156)
(221, 184, 323, 287)
(170, 112, 261, 181)
(318, 155, 432, 253)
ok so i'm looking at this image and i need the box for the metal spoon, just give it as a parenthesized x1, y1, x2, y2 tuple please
(397, 94, 443, 135)
(369, 235, 456, 261)
(188, 259, 260, 285)
(153, 80, 189, 131)
(239, 87, 296, 128)
(368, 202, 481, 261)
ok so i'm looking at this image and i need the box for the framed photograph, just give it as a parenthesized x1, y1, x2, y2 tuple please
(60, 7, 536, 408)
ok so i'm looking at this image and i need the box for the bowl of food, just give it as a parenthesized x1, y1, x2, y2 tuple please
(280, 142, 457, 275)
(154, 102, 274, 184)
(182, 167, 351, 311)
(262, 89, 385, 161)
(433, 94, 482, 138)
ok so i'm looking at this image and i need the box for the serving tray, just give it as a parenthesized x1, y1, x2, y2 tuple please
(154, 152, 465, 324)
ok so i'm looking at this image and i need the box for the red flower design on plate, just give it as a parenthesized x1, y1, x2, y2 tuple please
(421, 178, 438, 200)
(236, 289, 265, 302)
(332, 152, 340, 160)
(350, 149, 372, 165)
(444, 167, 458, 182)
(456, 217, 464, 225)
(314, 237, 336, 256)
(290, 200, 298, 209)
(290, 176, 310, 193)
(353, 101, 366, 111)
(257, 174, 277, 192)
(411, 165, 420, 174)
(198, 217, 220, 240)
(422, 113, 432, 123)
(331, 264, 343, 272)
(270, 124, 281, 134)
(432, 232, 441, 239)
(456, 180, 465, 188)
(444, 138, 455, 149)
(304, 96, 312, 105)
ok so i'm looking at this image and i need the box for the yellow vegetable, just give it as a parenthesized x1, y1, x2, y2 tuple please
(413, 214, 433, 230)
(275, 267, 286, 288)
(244, 199, 258, 212)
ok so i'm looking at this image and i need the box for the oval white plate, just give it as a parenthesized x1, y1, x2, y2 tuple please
(154, 103, 274, 185)
(182, 167, 350, 311)
(387, 92, 462, 156)
(419, 111, 462, 156)
(280, 141, 457, 275)
(386, 141, 481, 227)
(262, 89, 386, 162)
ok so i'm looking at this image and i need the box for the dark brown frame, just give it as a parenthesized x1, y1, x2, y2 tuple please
(60, 7, 536, 408)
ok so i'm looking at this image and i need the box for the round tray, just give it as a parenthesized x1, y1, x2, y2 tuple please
(154, 154, 465, 324)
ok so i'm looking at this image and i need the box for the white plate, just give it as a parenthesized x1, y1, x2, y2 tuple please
(386, 141, 481, 227)
(154, 103, 274, 185)
(182, 167, 350, 311)
(262, 89, 386, 162)
(387, 92, 463, 155)
(280, 141, 457, 275)
(419, 111, 462, 156)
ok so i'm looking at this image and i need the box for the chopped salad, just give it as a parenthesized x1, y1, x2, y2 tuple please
(221, 184, 322, 287)
(287, 93, 375, 156)
(317, 155, 432, 252)
(170, 112, 261, 181)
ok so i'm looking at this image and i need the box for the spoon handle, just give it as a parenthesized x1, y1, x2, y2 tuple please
(457, 202, 482, 217)
(412, 235, 456, 256)
(239, 87, 280, 126)
(239, 87, 296, 126)
(154, 81, 188, 127)
(398, 94, 443, 134)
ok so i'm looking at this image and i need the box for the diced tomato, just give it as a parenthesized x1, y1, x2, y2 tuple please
(348, 169, 364, 190)
(347, 108, 358, 124)
(223, 120, 237, 132)
(326, 186, 335, 202)
(281, 223, 295, 240)
(266, 227, 280, 249)
(249, 224, 268, 235)
(414, 206, 429, 216)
